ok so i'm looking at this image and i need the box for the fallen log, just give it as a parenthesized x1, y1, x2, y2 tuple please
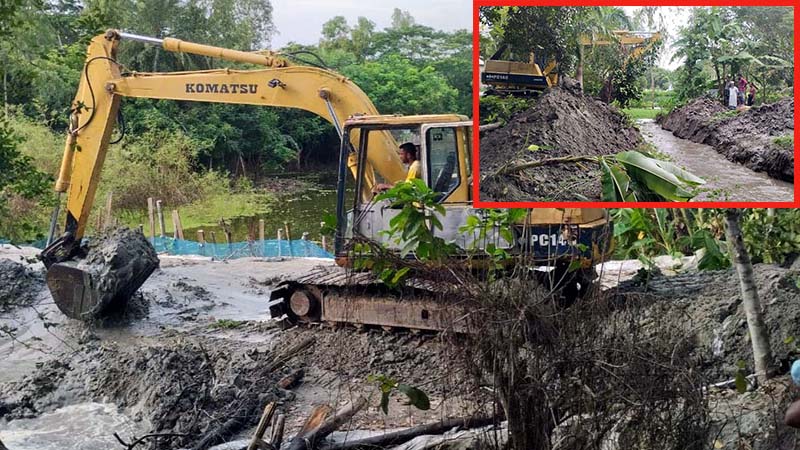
(277, 369, 305, 389)
(318, 415, 497, 450)
(479, 122, 502, 132)
(270, 413, 286, 449)
(287, 397, 368, 450)
(193, 416, 245, 450)
(266, 337, 315, 373)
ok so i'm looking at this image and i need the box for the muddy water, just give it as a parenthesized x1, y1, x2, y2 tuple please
(1, 402, 147, 450)
(638, 119, 793, 202)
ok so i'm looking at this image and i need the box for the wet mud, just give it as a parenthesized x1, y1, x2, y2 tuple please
(479, 81, 642, 202)
(659, 97, 794, 183)
(3, 244, 800, 450)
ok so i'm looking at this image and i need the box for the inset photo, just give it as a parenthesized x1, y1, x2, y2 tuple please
(476, 6, 795, 204)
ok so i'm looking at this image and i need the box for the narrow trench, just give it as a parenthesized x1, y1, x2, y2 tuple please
(637, 119, 794, 202)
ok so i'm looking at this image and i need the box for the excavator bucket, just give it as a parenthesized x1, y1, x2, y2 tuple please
(47, 259, 157, 319)
(44, 228, 159, 320)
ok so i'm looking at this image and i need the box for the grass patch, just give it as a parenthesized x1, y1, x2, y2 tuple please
(707, 109, 740, 124)
(622, 108, 660, 120)
(773, 135, 793, 148)
(210, 319, 245, 329)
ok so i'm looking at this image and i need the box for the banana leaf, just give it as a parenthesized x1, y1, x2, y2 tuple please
(615, 152, 705, 202)
(599, 157, 637, 202)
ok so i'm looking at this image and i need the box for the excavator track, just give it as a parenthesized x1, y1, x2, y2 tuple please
(268, 265, 472, 333)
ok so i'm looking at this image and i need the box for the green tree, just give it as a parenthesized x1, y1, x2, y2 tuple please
(390, 8, 415, 29)
(343, 54, 459, 115)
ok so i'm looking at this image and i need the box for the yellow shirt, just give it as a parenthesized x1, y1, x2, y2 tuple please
(405, 160, 421, 181)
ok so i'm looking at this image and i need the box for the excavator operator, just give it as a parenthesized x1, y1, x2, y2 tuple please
(372, 142, 421, 192)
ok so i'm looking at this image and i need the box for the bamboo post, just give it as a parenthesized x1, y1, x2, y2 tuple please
(284, 221, 293, 257)
(321, 235, 328, 252)
(147, 197, 156, 244)
(259, 219, 265, 257)
(209, 231, 217, 259)
(197, 230, 205, 244)
(172, 210, 184, 240)
(247, 402, 276, 450)
(301, 231, 309, 257)
(277, 229, 283, 257)
(103, 191, 113, 231)
(156, 200, 166, 237)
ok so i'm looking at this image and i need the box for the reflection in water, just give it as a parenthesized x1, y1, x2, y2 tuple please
(1, 402, 146, 450)
(185, 172, 347, 243)
(638, 119, 793, 202)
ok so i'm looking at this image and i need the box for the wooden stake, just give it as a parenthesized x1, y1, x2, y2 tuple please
(103, 191, 113, 231)
(270, 414, 286, 450)
(197, 230, 205, 244)
(171, 210, 184, 240)
(138, 223, 144, 233)
(277, 229, 283, 257)
(321, 235, 328, 252)
(156, 200, 166, 237)
(147, 197, 156, 242)
(247, 402, 277, 450)
(210, 231, 217, 244)
(284, 221, 293, 257)
(259, 219, 265, 242)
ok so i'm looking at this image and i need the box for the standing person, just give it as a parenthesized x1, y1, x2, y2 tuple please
(737, 75, 747, 106)
(727, 81, 739, 110)
(747, 83, 757, 106)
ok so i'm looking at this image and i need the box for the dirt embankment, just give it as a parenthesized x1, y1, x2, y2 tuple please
(480, 82, 642, 202)
(615, 264, 800, 449)
(659, 97, 794, 182)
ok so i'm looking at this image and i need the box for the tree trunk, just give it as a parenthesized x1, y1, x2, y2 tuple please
(650, 68, 656, 109)
(724, 209, 773, 384)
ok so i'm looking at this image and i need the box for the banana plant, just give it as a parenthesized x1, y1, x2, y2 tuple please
(600, 151, 706, 201)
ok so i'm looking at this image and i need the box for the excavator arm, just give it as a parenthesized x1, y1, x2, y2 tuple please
(41, 30, 406, 318)
(50, 30, 405, 243)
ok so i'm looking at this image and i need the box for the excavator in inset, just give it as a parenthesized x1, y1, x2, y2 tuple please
(481, 31, 660, 96)
(41, 30, 612, 331)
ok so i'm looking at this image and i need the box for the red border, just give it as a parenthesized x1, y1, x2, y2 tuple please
(472, 2, 799, 208)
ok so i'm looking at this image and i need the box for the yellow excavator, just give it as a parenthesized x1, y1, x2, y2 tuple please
(41, 30, 612, 331)
(481, 31, 660, 96)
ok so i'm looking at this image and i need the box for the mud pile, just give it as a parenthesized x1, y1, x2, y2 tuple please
(0, 259, 42, 312)
(614, 264, 800, 449)
(659, 97, 794, 182)
(480, 83, 642, 201)
(618, 264, 800, 380)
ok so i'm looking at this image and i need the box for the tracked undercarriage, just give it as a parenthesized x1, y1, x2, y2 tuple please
(268, 265, 474, 333)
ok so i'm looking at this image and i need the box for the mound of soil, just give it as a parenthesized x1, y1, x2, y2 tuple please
(659, 97, 794, 182)
(618, 264, 800, 381)
(480, 82, 642, 201)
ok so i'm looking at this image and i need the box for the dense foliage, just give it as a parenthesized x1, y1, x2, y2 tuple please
(672, 6, 794, 102)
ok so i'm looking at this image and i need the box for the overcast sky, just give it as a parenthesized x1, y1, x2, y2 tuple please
(269, 0, 472, 49)
(269, 3, 692, 70)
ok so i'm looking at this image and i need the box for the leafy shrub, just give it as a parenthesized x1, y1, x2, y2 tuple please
(479, 95, 533, 125)
(100, 130, 230, 211)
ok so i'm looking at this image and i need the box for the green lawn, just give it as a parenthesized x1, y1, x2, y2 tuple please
(622, 108, 661, 120)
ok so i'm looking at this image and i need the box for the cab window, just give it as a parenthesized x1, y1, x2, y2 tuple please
(425, 127, 461, 199)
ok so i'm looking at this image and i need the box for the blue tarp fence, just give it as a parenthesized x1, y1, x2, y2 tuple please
(152, 237, 333, 259)
(1, 237, 333, 259)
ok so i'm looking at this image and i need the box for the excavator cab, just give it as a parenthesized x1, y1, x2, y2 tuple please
(333, 115, 474, 255)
